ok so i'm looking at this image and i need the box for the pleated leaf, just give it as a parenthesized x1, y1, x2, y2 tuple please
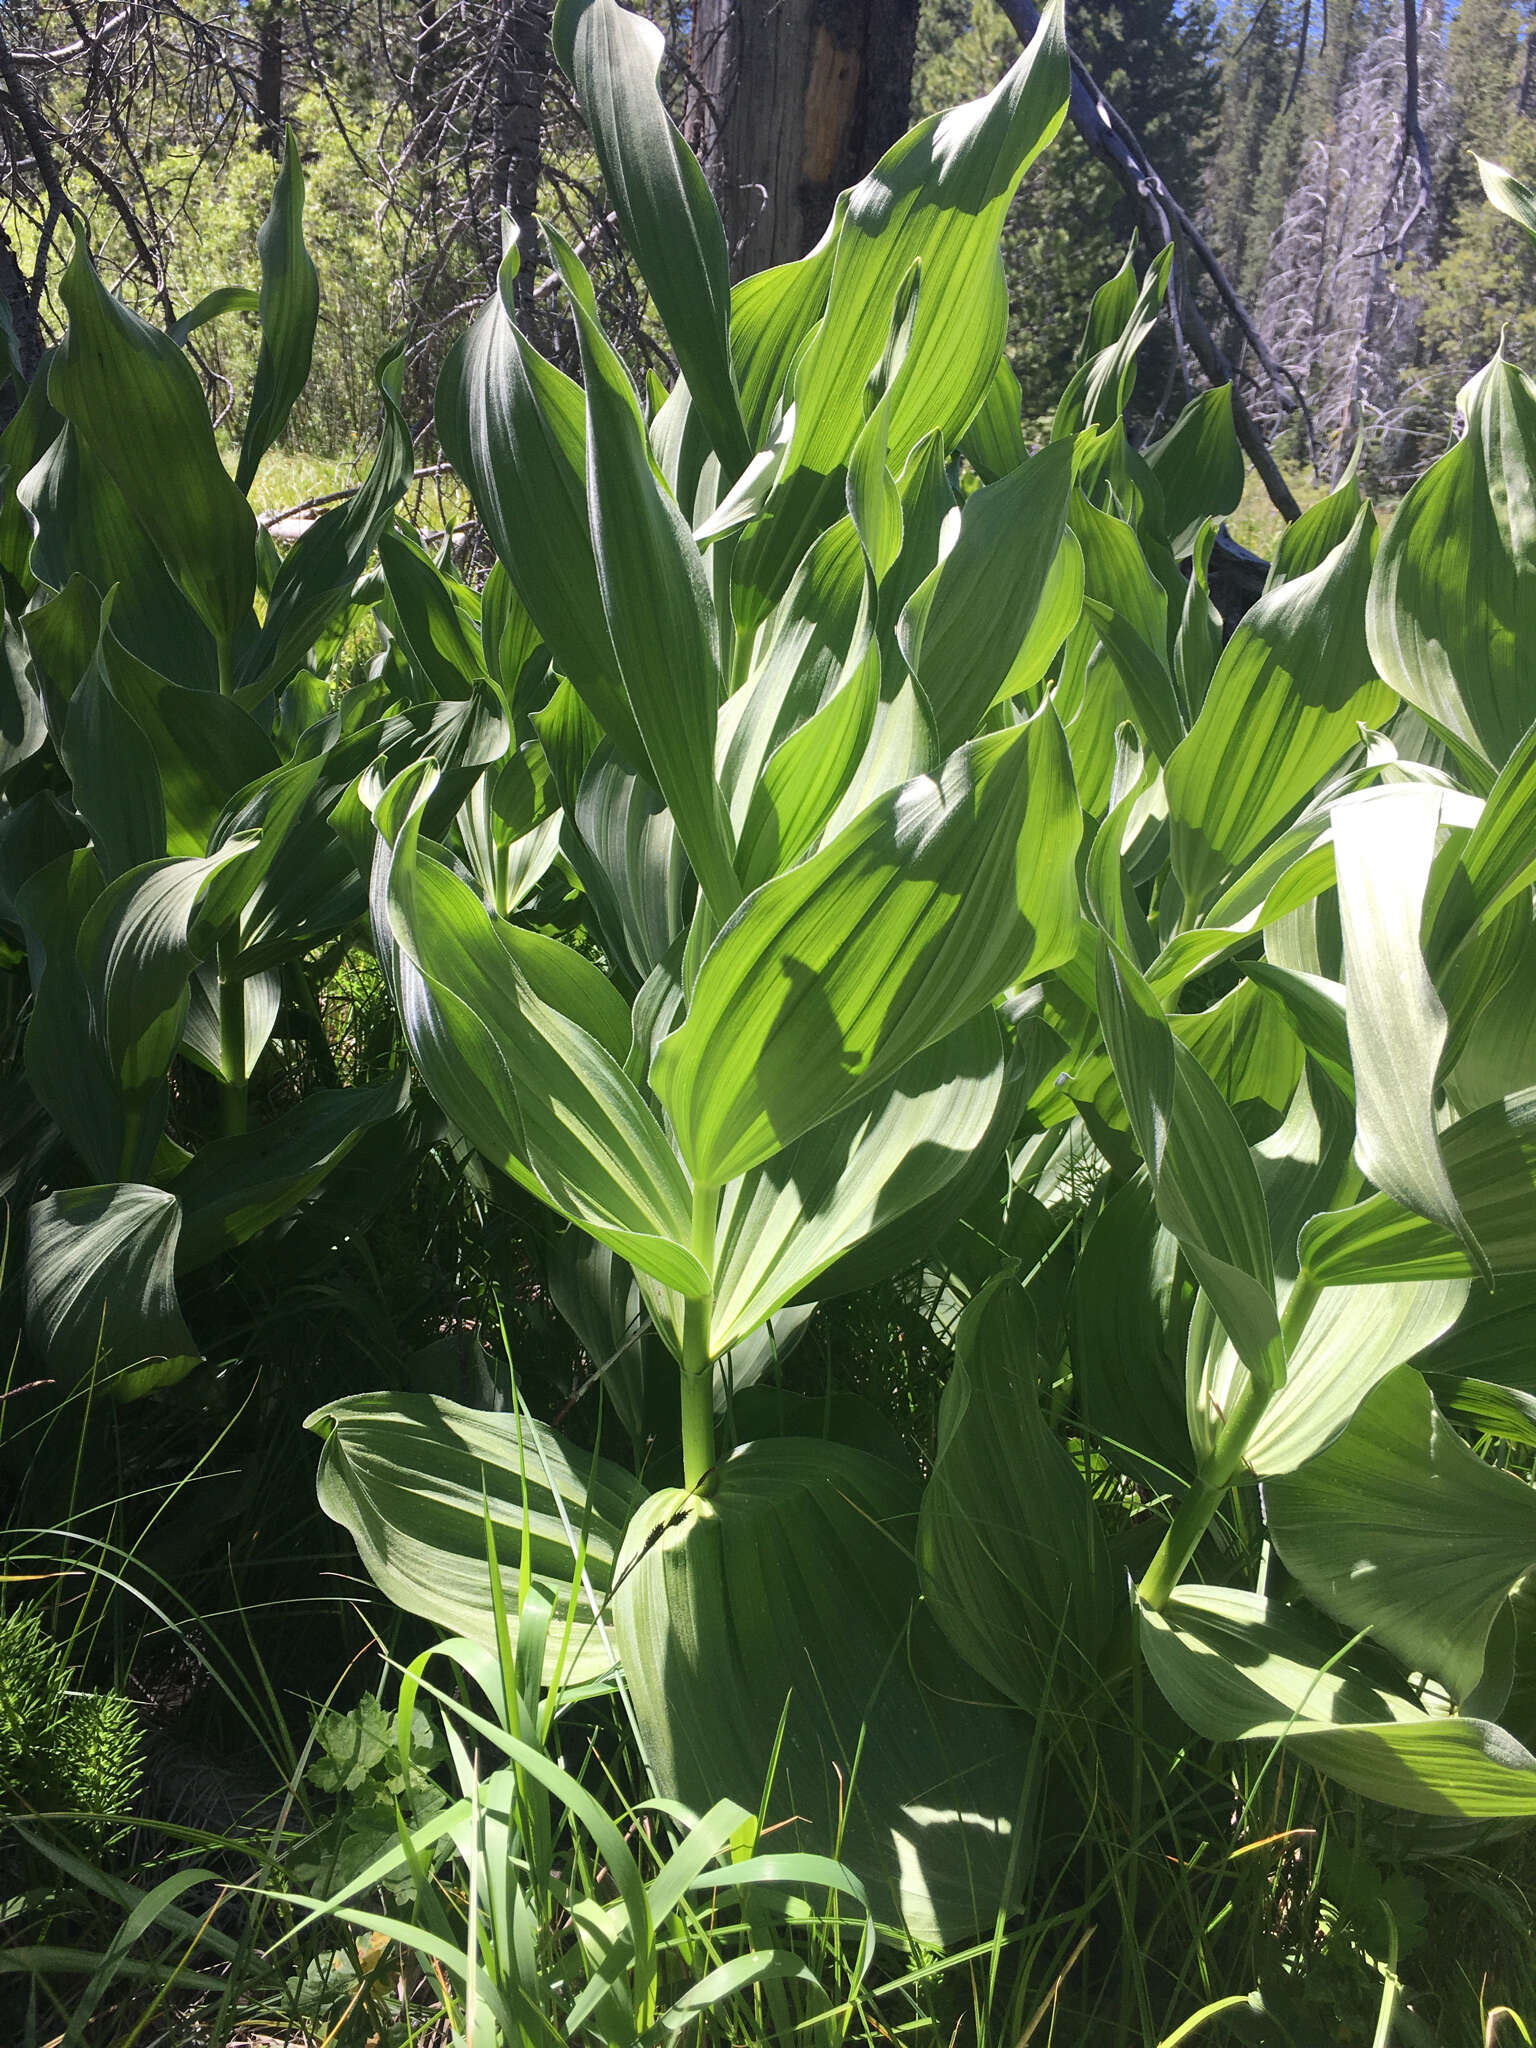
(614, 1439, 1032, 1947)
(1367, 355, 1536, 769)
(1333, 785, 1485, 1275)
(49, 232, 256, 651)
(654, 708, 1080, 1185)
(897, 438, 1075, 754)
(919, 1277, 1115, 1713)
(309, 1391, 645, 1687)
(26, 1183, 199, 1399)
(1165, 507, 1385, 910)
(379, 766, 705, 1294)
(707, 1011, 1004, 1352)
(554, 0, 748, 473)
(235, 130, 320, 494)
(1141, 1583, 1536, 1819)
(1266, 1366, 1536, 1705)
(548, 228, 742, 920)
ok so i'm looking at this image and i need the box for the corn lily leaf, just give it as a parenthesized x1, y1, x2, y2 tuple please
(235, 131, 319, 496)
(1266, 1367, 1536, 1705)
(14, 847, 120, 1179)
(457, 746, 563, 919)
(1165, 508, 1385, 910)
(572, 744, 690, 987)
(181, 961, 280, 1083)
(59, 618, 166, 879)
(919, 1276, 1116, 1713)
(1479, 155, 1536, 244)
(167, 284, 259, 349)
(706, 1010, 1005, 1352)
(1190, 1274, 1467, 1479)
(174, 1075, 410, 1270)
(897, 439, 1076, 755)
(1265, 457, 1364, 589)
(20, 424, 220, 691)
(379, 764, 706, 1294)
(76, 840, 257, 1173)
(308, 1390, 645, 1688)
(554, 0, 748, 475)
(547, 228, 742, 921)
(238, 347, 413, 695)
(614, 1438, 1033, 1947)
(26, 1183, 199, 1399)
(435, 243, 647, 771)
(1332, 785, 1486, 1276)
(1367, 355, 1536, 769)
(0, 606, 46, 792)
(49, 232, 256, 653)
(1070, 1172, 1193, 1485)
(1302, 1086, 1536, 1282)
(0, 345, 62, 589)
(726, 213, 840, 454)
(1094, 933, 1284, 1401)
(378, 529, 485, 700)
(1071, 493, 1184, 764)
(958, 353, 1027, 480)
(781, 0, 1067, 488)
(655, 708, 1080, 1186)
(1140, 1582, 1536, 1818)
(1144, 384, 1244, 555)
(1053, 246, 1171, 440)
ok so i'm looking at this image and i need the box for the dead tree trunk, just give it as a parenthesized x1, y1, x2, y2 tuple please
(490, 0, 553, 323)
(254, 1, 284, 155)
(686, 0, 921, 278)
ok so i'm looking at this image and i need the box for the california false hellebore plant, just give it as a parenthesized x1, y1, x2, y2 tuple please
(9, 0, 1536, 1952)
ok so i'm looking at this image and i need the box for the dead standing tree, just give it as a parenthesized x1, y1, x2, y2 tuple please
(683, 0, 922, 276)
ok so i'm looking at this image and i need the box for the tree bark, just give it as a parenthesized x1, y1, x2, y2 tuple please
(254, 1, 285, 155)
(490, 0, 553, 322)
(687, 0, 921, 278)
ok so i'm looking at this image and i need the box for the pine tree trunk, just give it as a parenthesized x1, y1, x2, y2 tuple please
(0, 221, 42, 424)
(686, 0, 921, 278)
(491, 0, 553, 322)
(255, 2, 284, 155)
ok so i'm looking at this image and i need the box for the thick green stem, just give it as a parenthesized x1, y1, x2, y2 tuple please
(1137, 1371, 1272, 1611)
(216, 635, 236, 698)
(679, 1181, 718, 1491)
(218, 937, 247, 1138)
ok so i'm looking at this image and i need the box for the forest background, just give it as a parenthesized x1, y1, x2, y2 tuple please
(5, 0, 1534, 527)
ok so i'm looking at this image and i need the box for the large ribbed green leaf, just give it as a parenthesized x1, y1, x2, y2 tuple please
(1301, 1087, 1536, 1281)
(1141, 1583, 1536, 1818)
(174, 1076, 409, 1270)
(553, 0, 748, 474)
(1165, 508, 1385, 909)
(26, 1183, 199, 1399)
(378, 765, 705, 1294)
(1190, 1275, 1467, 1479)
(49, 233, 256, 655)
(235, 130, 319, 494)
(1367, 355, 1536, 768)
(1265, 1367, 1536, 1705)
(1144, 384, 1244, 555)
(706, 1011, 1004, 1352)
(897, 439, 1076, 754)
(238, 348, 413, 695)
(548, 229, 741, 920)
(434, 243, 644, 766)
(308, 1391, 645, 1688)
(20, 424, 220, 690)
(614, 1439, 1032, 1947)
(654, 708, 1080, 1185)
(1094, 934, 1284, 1401)
(779, 0, 1067, 486)
(1332, 785, 1485, 1274)
(919, 1277, 1115, 1713)
(1479, 155, 1536, 242)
